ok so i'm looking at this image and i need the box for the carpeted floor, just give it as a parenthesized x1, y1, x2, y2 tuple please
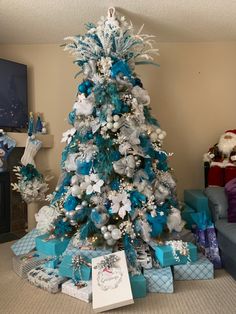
(1, 241, 236, 314)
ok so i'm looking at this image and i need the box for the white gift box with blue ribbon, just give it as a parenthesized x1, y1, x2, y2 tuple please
(62, 279, 92, 303)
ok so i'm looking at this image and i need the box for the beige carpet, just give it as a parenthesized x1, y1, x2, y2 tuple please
(1, 242, 236, 314)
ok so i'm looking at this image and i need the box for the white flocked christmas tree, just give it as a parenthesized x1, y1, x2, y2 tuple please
(42, 8, 183, 268)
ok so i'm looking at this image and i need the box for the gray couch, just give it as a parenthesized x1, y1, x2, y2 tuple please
(205, 187, 236, 279)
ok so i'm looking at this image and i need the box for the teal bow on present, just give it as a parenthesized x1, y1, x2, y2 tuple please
(191, 212, 213, 230)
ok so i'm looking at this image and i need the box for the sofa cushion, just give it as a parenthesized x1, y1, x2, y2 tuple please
(204, 187, 228, 220)
(225, 178, 236, 223)
(215, 219, 236, 261)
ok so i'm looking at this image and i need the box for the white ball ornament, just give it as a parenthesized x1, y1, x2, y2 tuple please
(150, 132, 158, 142)
(106, 238, 116, 246)
(71, 175, 79, 186)
(113, 115, 120, 122)
(101, 226, 107, 234)
(68, 210, 75, 218)
(107, 116, 113, 123)
(75, 205, 82, 211)
(104, 231, 112, 240)
(71, 185, 80, 196)
(113, 122, 119, 129)
(158, 133, 165, 140)
(111, 228, 121, 240)
(107, 225, 116, 231)
(81, 200, 88, 207)
(156, 128, 162, 134)
(107, 122, 113, 129)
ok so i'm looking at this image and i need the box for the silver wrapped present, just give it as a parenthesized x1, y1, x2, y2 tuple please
(12, 251, 47, 279)
(27, 265, 67, 293)
(62, 279, 92, 303)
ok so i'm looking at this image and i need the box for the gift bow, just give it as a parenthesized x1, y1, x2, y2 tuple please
(93, 254, 119, 271)
(71, 255, 92, 270)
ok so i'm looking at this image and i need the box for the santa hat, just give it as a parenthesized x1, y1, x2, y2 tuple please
(225, 129, 236, 135)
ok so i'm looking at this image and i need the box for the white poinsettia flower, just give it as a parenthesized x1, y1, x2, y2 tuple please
(109, 191, 132, 219)
(80, 173, 104, 195)
(61, 128, 76, 143)
(74, 94, 95, 116)
(131, 85, 150, 106)
(35, 205, 60, 233)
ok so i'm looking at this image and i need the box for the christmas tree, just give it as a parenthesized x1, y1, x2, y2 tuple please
(47, 8, 180, 267)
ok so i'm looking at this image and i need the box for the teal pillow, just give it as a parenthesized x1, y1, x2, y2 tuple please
(204, 187, 228, 220)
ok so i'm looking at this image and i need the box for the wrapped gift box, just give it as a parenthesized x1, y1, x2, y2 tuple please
(59, 255, 91, 281)
(150, 241, 198, 267)
(136, 244, 153, 270)
(12, 251, 47, 279)
(173, 254, 214, 280)
(181, 205, 196, 229)
(92, 250, 134, 312)
(129, 274, 147, 298)
(11, 229, 42, 256)
(27, 265, 67, 293)
(62, 279, 92, 303)
(44, 257, 60, 269)
(35, 234, 70, 257)
(143, 266, 173, 293)
(63, 240, 112, 260)
(184, 189, 211, 219)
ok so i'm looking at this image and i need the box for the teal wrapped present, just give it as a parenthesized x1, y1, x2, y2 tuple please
(129, 274, 147, 298)
(174, 254, 214, 280)
(181, 205, 196, 229)
(59, 255, 91, 281)
(143, 267, 173, 293)
(63, 239, 112, 260)
(35, 234, 70, 257)
(44, 257, 60, 269)
(150, 241, 198, 267)
(184, 189, 211, 219)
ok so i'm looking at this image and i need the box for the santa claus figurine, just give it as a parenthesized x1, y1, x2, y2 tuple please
(204, 129, 236, 186)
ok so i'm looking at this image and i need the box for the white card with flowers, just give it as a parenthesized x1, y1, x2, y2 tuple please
(92, 250, 134, 312)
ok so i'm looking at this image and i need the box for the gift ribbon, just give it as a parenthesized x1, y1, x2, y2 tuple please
(71, 255, 91, 287)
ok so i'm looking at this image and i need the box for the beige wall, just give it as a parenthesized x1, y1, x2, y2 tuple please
(1, 43, 236, 198)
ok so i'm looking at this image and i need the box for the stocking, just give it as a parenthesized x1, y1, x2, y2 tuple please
(0, 133, 16, 170)
(21, 137, 42, 167)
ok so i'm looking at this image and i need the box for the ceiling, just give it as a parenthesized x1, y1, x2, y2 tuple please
(1, 0, 236, 44)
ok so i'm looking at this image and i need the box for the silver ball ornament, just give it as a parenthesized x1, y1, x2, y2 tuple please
(71, 175, 79, 186)
(106, 238, 116, 246)
(75, 205, 82, 211)
(107, 122, 113, 129)
(81, 200, 88, 207)
(103, 231, 112, 240)
(71, 185, 80, 196)
(111, 228, 121, 240)
(101, 226, 107, 234)
(113, 115, 119, 122)
(107, 224, 116, 232)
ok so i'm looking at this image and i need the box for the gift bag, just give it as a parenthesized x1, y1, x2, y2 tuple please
(191, 212, 222, 268)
